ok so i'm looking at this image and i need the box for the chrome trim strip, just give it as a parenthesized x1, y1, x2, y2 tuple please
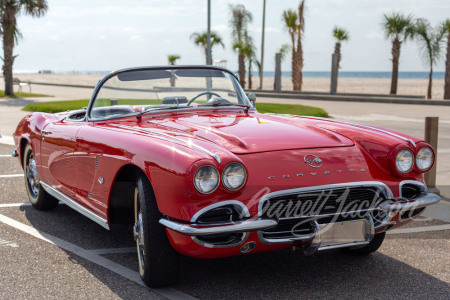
(159, 218, 277, 236)
(399, 180, 428, 198)
(305, 117, 417, 147)
(381, 193, 440, 211)
(190, 200, 250, 222)
(112, 124, 221, 163)
(40, 182, 110, 230)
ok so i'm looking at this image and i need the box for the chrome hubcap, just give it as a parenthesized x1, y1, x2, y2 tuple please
(134, 188, 145, 272)
(26, 153, 40, 197)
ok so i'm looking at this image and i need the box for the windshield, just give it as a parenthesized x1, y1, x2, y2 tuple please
(89, 67, 252, 120)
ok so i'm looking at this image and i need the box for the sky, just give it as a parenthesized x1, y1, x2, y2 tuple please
(13, 0, 450, 73)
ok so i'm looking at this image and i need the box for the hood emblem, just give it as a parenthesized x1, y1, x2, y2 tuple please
(304, 155, 322, 168)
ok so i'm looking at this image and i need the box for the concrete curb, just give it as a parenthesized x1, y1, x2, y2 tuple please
(249, 91, 450, 106)
(246, 89, 426, 99)
(29, 81, 96, 89)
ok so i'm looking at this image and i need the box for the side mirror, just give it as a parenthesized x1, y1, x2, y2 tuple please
(247, 93, 256, 107)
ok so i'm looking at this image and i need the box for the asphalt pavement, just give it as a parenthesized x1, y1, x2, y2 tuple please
(0, 142, 449, 299)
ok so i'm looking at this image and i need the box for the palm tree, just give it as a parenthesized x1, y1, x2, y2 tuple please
(443, 19, 450, 100)
(382, 12, 415, 95)
(282, 0, 306, 91)
(0, 0, 48, 96)
(229, 4, 253, 87)
(167, 54, 180, 87)
(332, 27, 350, 70)
(332, 27, 349, 92)
(241, 33, 257, 89)
(273, 44, 290, 90)
(414, 19, 446, 99)
(190, 31, 224, 65)
(167, 54, 181, 65)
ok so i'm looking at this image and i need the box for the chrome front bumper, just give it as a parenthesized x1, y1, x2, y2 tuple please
(159, 190, 440, 249)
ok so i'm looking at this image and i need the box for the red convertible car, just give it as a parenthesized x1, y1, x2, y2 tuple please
(12, 66, 439, 287)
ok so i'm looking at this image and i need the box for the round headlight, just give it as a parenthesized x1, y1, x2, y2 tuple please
(193, 165, 219, 194)
(416, 146, 434, 171)
(395, 148, 414, 173)
(222, 162, 247, 191)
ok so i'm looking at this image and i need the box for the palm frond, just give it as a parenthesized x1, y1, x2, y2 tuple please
(382, 12, 415, 42)
(332, 26, 350, 42)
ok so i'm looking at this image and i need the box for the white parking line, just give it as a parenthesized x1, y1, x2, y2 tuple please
(0, 213, 197, 300)
(0, 174, 24, 178)
(0, 238, 19, 248)
(0, 135, 14, 145)
(0, 203, 32, 208)
(387, 224, 450, 235)
(0, 155, 12, 157)
(89, 247, 136, 255)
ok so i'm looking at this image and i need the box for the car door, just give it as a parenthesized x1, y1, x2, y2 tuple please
(39, 118, 84, 198)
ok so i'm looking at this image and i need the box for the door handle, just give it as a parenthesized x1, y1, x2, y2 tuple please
(42, 130, 52, 135)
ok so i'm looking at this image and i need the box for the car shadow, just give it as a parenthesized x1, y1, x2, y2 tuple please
(18, 204, 449, 299)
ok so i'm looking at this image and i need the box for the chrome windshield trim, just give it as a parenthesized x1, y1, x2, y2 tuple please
(305, 117, 417, 148)
(111, 124, 221, 163)
(40, 182, 110, 230)
(399, 180, 428, 197)
(159, 218, 277, 236)
(190, 200, 250, 222)
(257, 181, 394, 216)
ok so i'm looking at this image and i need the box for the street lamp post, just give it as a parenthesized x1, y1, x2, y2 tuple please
(259, 0, 266, 89)
(207, 0, 212, 65)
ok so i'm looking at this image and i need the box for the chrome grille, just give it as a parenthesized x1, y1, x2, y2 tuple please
(259, 186, 385, 241)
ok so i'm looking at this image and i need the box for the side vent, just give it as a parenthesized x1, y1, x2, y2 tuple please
(88, 156, 99, 198)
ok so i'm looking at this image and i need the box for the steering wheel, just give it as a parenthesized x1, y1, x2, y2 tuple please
(187, 91, 221, 106)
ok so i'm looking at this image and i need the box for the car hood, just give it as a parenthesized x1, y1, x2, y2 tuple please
(116, 111, 354, 154)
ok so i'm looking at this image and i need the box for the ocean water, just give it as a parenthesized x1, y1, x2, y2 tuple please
(259, 71, 445, 79)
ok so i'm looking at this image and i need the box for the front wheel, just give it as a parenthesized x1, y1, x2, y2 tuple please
(23, 144, 58, 210)
(343, 232, 386, 255)
(133, 174, 179, 287)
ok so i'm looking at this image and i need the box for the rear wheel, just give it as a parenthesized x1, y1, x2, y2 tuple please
(133, 174, 179, 287)
(343, 232, 386, 255)
(23, 144, 58, 210)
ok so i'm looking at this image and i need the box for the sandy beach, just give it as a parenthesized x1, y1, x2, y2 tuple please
(11, 73, 447, 100)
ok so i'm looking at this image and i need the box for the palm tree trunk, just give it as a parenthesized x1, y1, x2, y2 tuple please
(390, 39, 401, 95)
(238, 53, 246, 88)
(2, 11, 16, 96)
(444, 33, 450, 100)
(248, 62, 252, 90)
(334, 42, 341, 69)
(427, 64, 433, 100)
(291, 48, 299, 90)
(295, 40, 303, 91)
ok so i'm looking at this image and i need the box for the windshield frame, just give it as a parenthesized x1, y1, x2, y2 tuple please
(86, 65, 254, 121)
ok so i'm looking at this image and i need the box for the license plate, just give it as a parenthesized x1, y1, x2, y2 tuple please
(319, 219, 368, 247)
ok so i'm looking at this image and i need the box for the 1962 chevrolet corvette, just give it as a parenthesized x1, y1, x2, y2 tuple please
(12, 66, 439, 287)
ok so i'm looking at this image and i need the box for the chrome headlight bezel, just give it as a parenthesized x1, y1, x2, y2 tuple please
(416, 146, 434, 171)
(193, 165, 220, 194)
(222, 162, 247, 191)
(395, 148, 414, 173)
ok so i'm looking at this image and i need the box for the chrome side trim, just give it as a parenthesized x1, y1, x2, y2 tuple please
(112, 124, 221, 163)
(399, 180, 428, 198)
(190, 200, 250, 222)
(40, 182, 110, 230)
(257, 181, 394, 216)
(305, 117, 417, 147)
(159, 218, 277, 236)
